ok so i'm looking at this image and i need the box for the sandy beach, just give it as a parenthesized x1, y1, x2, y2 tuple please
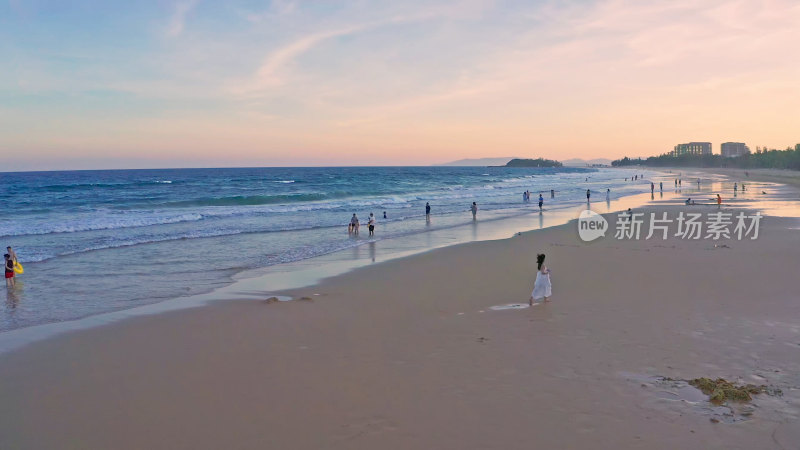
(6, 1, 800, 447)
(1, 187, 800, 449)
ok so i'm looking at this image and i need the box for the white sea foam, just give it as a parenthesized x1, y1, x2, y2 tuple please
(0, 179, 612, 238)
(0, 213, 206, 237)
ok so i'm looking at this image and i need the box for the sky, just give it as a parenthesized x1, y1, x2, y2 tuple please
(1, 0, 799, 170)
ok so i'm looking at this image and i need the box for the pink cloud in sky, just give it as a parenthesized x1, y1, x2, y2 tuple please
(2, 0, 799, 170)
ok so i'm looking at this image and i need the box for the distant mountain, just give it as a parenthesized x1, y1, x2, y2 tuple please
(562, 158, 612, 167)
(505, 158, 563, 168)
(437, 157, 518, 167)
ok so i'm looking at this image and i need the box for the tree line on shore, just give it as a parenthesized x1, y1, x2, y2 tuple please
(612, 144, 800, 170)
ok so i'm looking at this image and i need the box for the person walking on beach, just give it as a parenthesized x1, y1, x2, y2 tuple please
(659, 182, 663, 192)
(716, 194, 722, 207)
(367, 213, 376, 237)
(734, 182, 738, 192)
(529, 253, 551, 305)
(425, 202, 431, 222)
(586, 189, 591, 202)
(471, 202, 478, 220)
(550, 189, 554, 198)
(606, 188, 610, 201)
(4, 254, 15, 288)
(538, 194, 544, 211)
(650, 182, 654, 194)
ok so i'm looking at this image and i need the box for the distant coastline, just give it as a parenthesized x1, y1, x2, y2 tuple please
(438, 157, 611, 167)
(503, 158, 563, 168)
(437, 157, 518, 167)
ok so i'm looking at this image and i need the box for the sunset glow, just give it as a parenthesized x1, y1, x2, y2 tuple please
(2, 0, 799, 170)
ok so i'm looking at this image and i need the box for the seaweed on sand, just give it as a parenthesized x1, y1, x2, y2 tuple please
(688, 378, 766, 404)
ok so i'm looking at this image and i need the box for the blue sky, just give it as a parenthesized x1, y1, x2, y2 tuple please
(2, 0, 799, 170)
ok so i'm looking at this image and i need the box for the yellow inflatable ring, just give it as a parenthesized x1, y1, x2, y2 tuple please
(13, 262, 23, 274)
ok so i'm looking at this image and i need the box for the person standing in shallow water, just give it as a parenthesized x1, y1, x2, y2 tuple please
(367, 213, 376, 237)
(4, 254, 15, 288)
(425, 202, 431, 222)
(538, 194, 544, 212)
(349, 213, 359, 234)
(586, 189, 591, 202)
(471, 202, 478, 219)
(529, 253, 551, 305)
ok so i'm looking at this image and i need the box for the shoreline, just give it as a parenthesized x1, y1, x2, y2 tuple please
(646, 166, 800, 189)
(0, 183, 680, 354)
(4, 165, 636, 334)
(698, 167, 800, 190)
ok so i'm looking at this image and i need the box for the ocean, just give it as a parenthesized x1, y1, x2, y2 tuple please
(1, 166, 655, 331)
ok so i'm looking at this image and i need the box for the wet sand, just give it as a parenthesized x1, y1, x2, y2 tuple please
(692, 167, 800, 189)
(1, 201, 800, 448)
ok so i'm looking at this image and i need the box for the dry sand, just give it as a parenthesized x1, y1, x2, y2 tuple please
(1, 201, 799, 449)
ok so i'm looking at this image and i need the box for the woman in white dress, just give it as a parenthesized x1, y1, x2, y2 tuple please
(529, 253, 552, 305)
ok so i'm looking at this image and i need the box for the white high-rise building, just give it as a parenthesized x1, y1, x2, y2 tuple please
(673, 142, 711, 156)
(721, 142, 750, 157)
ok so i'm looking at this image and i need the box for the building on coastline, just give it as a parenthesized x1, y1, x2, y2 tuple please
(720, 142, 750, 157)
(672, 142, 712, 156)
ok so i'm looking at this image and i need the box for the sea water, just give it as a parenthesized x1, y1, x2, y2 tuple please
(1, 166, 658, 331)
